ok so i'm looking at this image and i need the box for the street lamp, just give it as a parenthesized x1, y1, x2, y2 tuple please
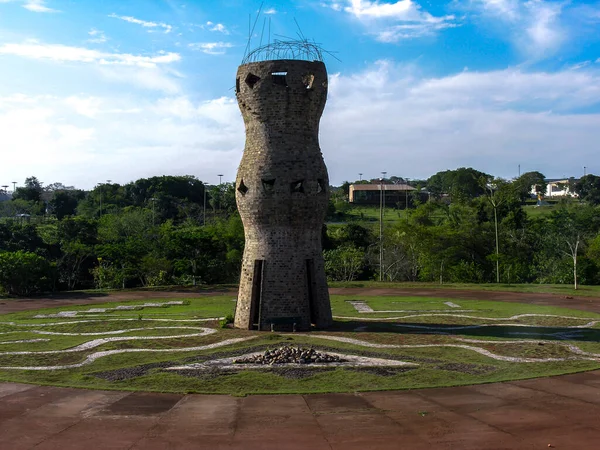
(379, 171, 387, 282)
(584, 166, 587, 177)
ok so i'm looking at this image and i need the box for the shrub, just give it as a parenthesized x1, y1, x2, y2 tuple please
(0, 251, 52, 296)
(220, 313, 234, 328)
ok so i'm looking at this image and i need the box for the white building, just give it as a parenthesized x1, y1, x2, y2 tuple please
(531, 178, 579, 198)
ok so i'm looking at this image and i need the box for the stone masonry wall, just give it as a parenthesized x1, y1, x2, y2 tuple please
(233, 59, 332, 331)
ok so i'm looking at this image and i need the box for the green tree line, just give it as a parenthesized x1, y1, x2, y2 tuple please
(1, 170, 600, 295)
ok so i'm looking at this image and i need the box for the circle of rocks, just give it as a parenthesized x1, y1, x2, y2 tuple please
(233, 345, 346, 365)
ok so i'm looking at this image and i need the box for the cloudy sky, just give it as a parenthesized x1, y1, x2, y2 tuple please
(0, 0, 599, 189)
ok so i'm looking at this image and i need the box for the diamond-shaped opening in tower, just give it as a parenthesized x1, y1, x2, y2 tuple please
(245, 73, 261, 89)
(317, 179, 326, 194)
(271, 72, 288, 87)
(262, 178, 275, 193)
(302, 74, 315, 90)
(237, 179, 248, 195)
(291, 180, 304, 194)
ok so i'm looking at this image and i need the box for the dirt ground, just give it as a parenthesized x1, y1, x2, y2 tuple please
(2, 286, 599, 314)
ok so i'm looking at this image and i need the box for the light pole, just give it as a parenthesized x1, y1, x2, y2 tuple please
(379, 171, 387, 282)
(12, 182, 16, 193)
(217, 174, 224, 213)
(584, 166, 587, 177)
(359, 173, 363, 181)
(1, 185, 7, 194)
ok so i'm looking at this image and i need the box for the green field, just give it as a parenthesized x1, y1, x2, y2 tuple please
(1, 292, 600, 395)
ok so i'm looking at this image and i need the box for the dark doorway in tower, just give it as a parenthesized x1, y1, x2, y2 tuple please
(306, 259, 317, 326)
(250, 260, 264, 330)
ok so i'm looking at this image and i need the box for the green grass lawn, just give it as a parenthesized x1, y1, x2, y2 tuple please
(1, 293, 600, 395)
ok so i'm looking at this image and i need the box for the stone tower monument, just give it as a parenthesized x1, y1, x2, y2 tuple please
(233, 51, 332, 331)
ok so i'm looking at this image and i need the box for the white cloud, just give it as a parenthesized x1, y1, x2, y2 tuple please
(2, 62, 599, 189)
(0, 41, 182, 93)
(64, 96, 103, 118)
(319, 61, 600, 181)
(467, 0, 566, 58)
(264, 8, 277, 14)
(205, 21, 229, 34)
(23, 0, 55, 12)
(0, 94, 243, 188)
(0, 0, 57, 12)
(98, 66, 181, 93)
(87, 29, 108, 44)
(325, 0, 457, 41)
(0, 41, 180, 68)
(188, 42, 233, 55)
(109, 13, 173, 33)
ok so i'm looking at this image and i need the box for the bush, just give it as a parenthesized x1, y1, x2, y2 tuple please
(220, 314, 234, 328)
(0, 251, 52, 296)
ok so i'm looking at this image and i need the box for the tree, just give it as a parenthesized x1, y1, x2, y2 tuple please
(427, 167, 490, 203)
(12, 177, 43, 202)
(330, 224, 373, 250)
(480, 177, 512, 283)
(574, 175, 600, 205)
(0, 251, 52, 296)
(0, 222, 47, 254)
(514, 171, 546, 201)
(55, 218, 98, 289)
(324, 246, 365, 281)
(49, 190, 86, 219)
(209, 183, 236, 214)
(548, 206, 598, 289)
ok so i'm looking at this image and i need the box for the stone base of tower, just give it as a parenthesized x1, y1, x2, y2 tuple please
(234, 235, 332, 331)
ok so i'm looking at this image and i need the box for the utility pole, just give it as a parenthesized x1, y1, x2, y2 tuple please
(518, 164, 521, 177)
(379, 171, 387, 282)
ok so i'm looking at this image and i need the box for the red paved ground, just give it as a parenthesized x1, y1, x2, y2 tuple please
(2, 288, 600, 449)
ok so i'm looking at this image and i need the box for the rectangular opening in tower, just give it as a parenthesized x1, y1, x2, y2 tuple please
(306, 259, 317, 326)
(271, 71, 288, 87)
(250, 260, 264, 330)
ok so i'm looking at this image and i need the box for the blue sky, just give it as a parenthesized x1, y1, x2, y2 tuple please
(1, 0, 600, 189)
